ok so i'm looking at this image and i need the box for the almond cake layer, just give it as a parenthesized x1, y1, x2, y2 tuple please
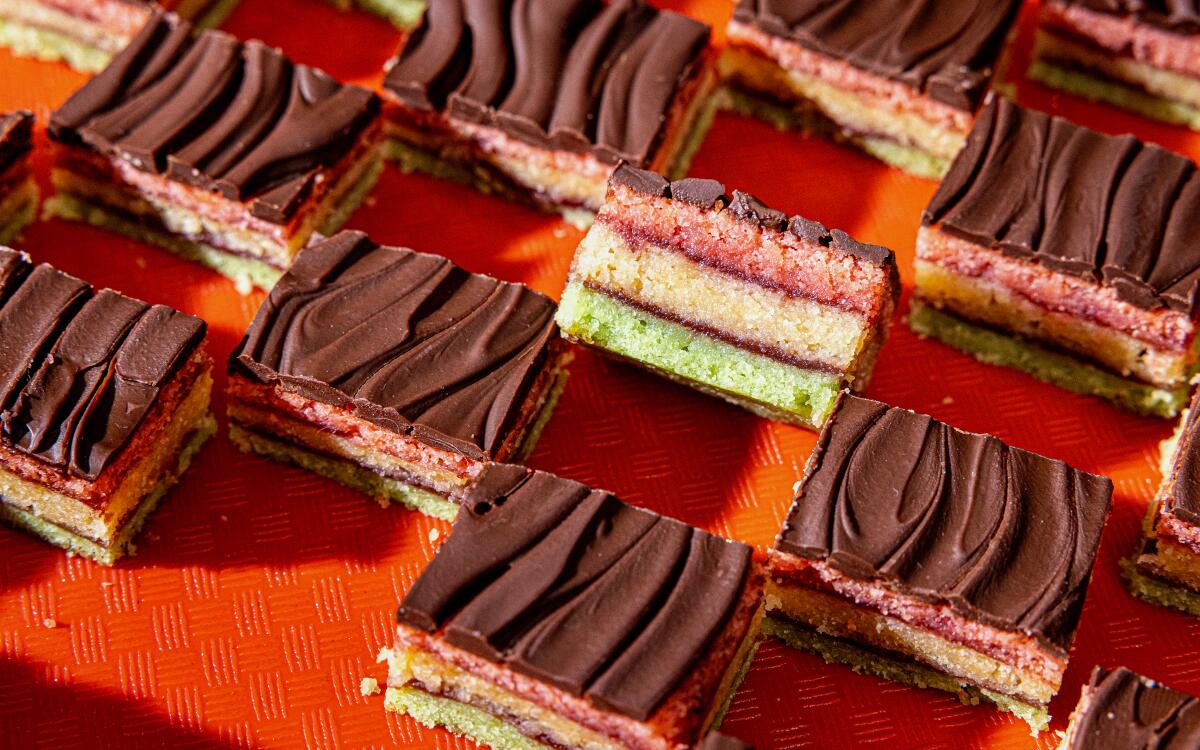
(46, 11, 382, 290)
(557, 166, 898, 429)
(382, 0, 716, 223)
(721, 0, 1020, 178)
(769, 394, 1113, 732)
(386, 464, 764, 750)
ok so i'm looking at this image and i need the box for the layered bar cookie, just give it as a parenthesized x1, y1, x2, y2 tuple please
(555, 165, 899, 429)
(914, 94, 1200, 417)
(765, 394, 1113, 732)
(0, 248, 213, 564)
(0, 0, 239, 72)
(1124, 389, 1200, 616)
(0, 111, 36, 245)
(1060, 667, 1200, 748)
(326, 0, 424, 29)
(384, 463, 764, 750)
(720, 0, 1021, 178)
(45, 10, 383, 292)
(382, 0, 717, 226)
(1033, 2, 1200, 131)
(227, 230, 569, 521)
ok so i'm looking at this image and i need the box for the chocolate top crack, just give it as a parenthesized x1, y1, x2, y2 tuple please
(1057, 0, 1200, 34)
(230, 230, 559, 461)
(1161, 392, 1200, 527)
(48, 11, 380, 225)
(384, 0, 710, 165)
(0, 248, 206, 480)
(1070, 667, 1200, 749)
(925, 95, 1200, 313)
(397, 464, 753, 722)
(731, 0, 1020, 111)
(698, 733, 754, 750)
(611, 164, 896, 269)
(0, 111, 33, 177)
(776, 394, 1112, 657)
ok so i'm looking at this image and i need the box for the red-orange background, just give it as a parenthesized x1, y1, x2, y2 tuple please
(1, 1, 1198, 748)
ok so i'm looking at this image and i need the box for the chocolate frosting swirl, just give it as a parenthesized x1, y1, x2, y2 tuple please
(229, 230, 559, 461)
(49, 11, 379, 225)
(0, 249, 206, 481)
(1057, 0, 1200, 34)
(1070, 667, 1200, 749)
(611, 164, 897, 269)
(731, 0, 1021, 111)
(1161, 392, 1200, 527)
(397, 464, 753, 722)
(384, 0, 709, 165)
(0, 111, 33, 176)
(925, 95, 1200, 314)
(777, 394, 1112, 657)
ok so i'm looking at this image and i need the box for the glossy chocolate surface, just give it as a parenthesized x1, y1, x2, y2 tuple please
(1067, 667, 1200, 749)
(777, 394, 1112, 656)
(230, 230, 559, 461)
(384, 0, 710, 165)
(925, 95, 1200, 313)
(1056, 0, 1200, 34)
(49, 11, 379, 224)
(397, 463, 754, 722)
(1161, 391, 1200, 527)
(0, 111, 33, 176)
(0, 249, 206, 480)
(731, 0, 1021, 111)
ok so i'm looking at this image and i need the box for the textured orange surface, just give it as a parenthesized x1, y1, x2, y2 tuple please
(1, 1, 1199, 748)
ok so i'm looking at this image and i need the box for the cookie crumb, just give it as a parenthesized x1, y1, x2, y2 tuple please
(360, 677, 380, 696)
(42, 618, 57, 629)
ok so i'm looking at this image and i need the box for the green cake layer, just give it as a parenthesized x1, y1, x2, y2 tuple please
(385, 687, 546, 750)
(762, 616, 1050, 734)
(1121, 558, 1200, 618)
(0, 415, 215, 565)
(1028, 59, 1200, 132)
(717, 86, 950, 180)
(229, 424, 460, 521)
(556, 283, 842, 428)
(0, 19, 111, 72)
(909, 300, 1190, 418)
(327, 0, 425, 28)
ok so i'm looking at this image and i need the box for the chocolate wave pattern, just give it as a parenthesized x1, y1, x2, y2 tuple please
(1163, 394, 1200, 526)
(398, 464, 753, 721)
(731, 0, 1021, 110)
(0, 249, 206, 480)
(925, 95, 1200, 314)
(1072, 667, 1200, 748)
(230, 230, 559, 460)
(0, 111, 33, 176)
(49, 10, 380, 224)
(385, 0, 710, 164)
(1061, 0, 1200, 32)
(777, 394, 1112, 655)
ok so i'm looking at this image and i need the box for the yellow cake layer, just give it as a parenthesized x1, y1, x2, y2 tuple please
(0, 0, 133, 55)
(0, 363, 212, 544)
(0, 176, 37, 243)
(915, 259, 1188, 388)
(571, 222, 869, 371)
(1035, 30, 1200, 109)
(766, 581, 1057, 706)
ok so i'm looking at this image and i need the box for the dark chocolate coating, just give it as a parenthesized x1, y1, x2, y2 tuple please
(1067, 667, 1200, 749)
(397, 464, 753, 722)
(777, 394, 1113, 657)
(49, 11, 379, 225)
(229, 230, 559, 461)
(611, 164, 896, 268)
(1162, 391, 1200, 527)
(384, 0, 710, 165)
(925, 95, 1200, 313)
(0, 111, 33, 176)
(698, 733, 754, 750)
(0, 249, 206, 480)
(731, 0, 1021, 111)
(1057, 0, 1200, 34)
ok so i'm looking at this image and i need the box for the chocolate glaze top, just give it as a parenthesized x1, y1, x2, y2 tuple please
(0, 249, 206, 481)
(611, 164, 897, 271)
(731, 0, 1021, 111)
(925, 95, 1200, 314)
(1057, 0, 1200, 34)
(1161, 391, 1200, 527)
(776, 394, 1112, 657)
(49, 11, 379, 225)
(1069, 667, 1200, 749)
(384, 0, 710, 165)
(698, 733, 754, 750)
(397, 464, 754, 723)
(0, 111, 33, 177)
(230, 230, 559, 461)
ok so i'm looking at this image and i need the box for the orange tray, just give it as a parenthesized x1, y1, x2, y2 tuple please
(2, 1, 1198, 747)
